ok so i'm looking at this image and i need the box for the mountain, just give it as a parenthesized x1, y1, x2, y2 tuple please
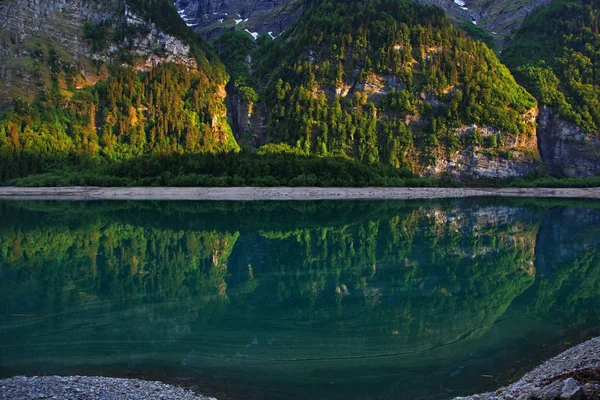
(415, 0, 550, 42)
(0, 0, 598, 184)
(220, 0, 540, 180)
(502, 0, 600, 177)
(0, 0, 199, 101)
(0, 0, 238, 181)
(175, 0, 551, 47)
(173, 0, 304, 39)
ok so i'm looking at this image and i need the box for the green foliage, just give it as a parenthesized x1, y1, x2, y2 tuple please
(458, 22, 497, 51)
(508, 175, 600, 188)
(503, 0, 600, 133)
(256, 0, 537, 171)
(6, 151, 436, 188)
(0, 63, 239, 181)
(83, 22, 110, 52)
(214, 31, 256, 80)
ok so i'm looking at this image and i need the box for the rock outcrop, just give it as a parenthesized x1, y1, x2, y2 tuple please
(426, 147, 540, 182)
(466, 0, 550, 38)
(226, 88, 268, 148)
(537, 106, 600, 178)
(0, 0, 197, 101)
(174, 0, 304, 40)
(407, 0, 550, 47)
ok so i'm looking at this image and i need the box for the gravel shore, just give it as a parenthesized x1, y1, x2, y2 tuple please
(456, 337, 600, 400)
(0, 186, 600, 200)
(1, 338, 599, 400)
(0, 376, 216, 400)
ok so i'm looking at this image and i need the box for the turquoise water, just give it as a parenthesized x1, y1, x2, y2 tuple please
(1, 199, 599, 399)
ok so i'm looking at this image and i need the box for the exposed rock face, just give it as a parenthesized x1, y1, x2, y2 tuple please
(537, 106, 600, 178)
(174, 0, 303, 40)
(413, 0, 550, 48)
(0, 0, 196, 101)
(426, 148, 540, 182)
(226, 88, 268, 148)
(425, 110, 541, 181)
(466, 0, 551, 37)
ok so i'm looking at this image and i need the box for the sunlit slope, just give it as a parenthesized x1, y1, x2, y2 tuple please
(252, 0, 539, 180)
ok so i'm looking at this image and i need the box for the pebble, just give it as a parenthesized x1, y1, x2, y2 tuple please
(0, 376, 216, 400)
(454, 337, 600, 400)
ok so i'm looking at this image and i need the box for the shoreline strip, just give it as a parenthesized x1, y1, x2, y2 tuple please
(0, 187, 600, 200)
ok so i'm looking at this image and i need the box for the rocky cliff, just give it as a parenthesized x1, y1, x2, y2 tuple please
(226, 88, 268, 147)
(464, 0, 550, 37)
(0, 0, 196, 101)
(537, 107, 600, 178)
(173, 0, 303, 39)
(177, 0, 549, 45)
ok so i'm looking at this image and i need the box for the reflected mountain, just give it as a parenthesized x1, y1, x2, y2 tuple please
(0, 200, 599, 399)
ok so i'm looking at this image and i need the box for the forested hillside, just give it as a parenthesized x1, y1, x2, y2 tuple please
(250, 0, 539, 177)
(7, 0, 600, 184)
(501, 0, 600, 177)
(503, 0, 600, 133)
(0, 0, 238, 181)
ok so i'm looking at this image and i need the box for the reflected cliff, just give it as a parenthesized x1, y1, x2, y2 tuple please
(0, 200, 599, 399)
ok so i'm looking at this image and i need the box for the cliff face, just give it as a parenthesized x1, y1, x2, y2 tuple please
(414, 0, 550, 38)
(226, 88, 268, 148)
(0, 0, 196, 101)
(176, 0, 549, 43)
(426, 146, 540, 182)
(465, 0, 551, 37)
(537, 107, 600, 178)
(174, 0, 303, 40)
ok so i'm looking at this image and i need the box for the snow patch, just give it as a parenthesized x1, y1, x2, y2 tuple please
(245, 29, 259, 40)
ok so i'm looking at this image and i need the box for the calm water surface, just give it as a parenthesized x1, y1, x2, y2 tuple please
(1, 199, 600, 399)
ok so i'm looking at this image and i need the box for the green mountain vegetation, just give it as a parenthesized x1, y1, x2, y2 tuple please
(502, 0, 600, 133)
(0, 0, 546, 186)
(4, 0, 600, 185)
(0, 0, 239, 182)
(0, 63, 238, 181)
(251, 0, 537, 170)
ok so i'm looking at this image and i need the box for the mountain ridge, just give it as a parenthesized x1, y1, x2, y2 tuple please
(0, 0, 599, 184)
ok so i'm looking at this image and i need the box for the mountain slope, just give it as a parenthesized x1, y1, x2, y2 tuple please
(0, 0, 204, 101)
(173, 0, 304, 40)
(502, 0, 600, 177)
(247, 0, 539, 180)
(0, 0, 238, 181)
(176, 0, 550, 47)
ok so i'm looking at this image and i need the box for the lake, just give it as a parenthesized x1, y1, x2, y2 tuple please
(1, 198, 599, 399)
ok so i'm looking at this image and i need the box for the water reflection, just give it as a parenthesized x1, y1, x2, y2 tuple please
(0, 199, 599, 399)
